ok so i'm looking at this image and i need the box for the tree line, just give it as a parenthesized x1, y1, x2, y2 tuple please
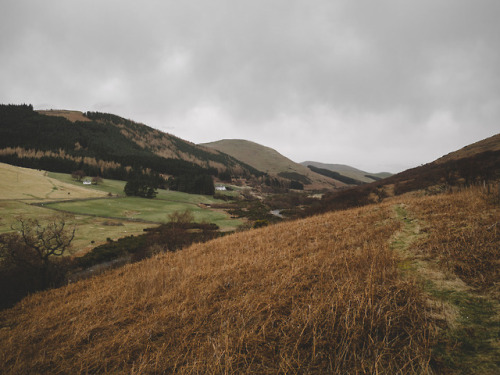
(0, 105, 250, 185)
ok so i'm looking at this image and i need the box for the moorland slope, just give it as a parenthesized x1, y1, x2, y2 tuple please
(1, 187, 498, 374)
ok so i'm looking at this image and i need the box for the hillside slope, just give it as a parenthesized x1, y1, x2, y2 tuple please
(0, 104, 261, 181)
(202, 139, 343, 189)
(301, 161, 392, 183)
(434, 132, 500, 164)
(309, 132, 500, 214)
(1, 188, 498, 374)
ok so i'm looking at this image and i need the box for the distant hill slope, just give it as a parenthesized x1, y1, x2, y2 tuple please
(301, 161, 392, 183)
(0, 104, 261, 181)
(201, 139, 343, 189)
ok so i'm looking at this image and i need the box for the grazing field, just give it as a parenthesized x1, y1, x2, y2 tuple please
(1, 164, 241, 255)
(0, 163, 150, 254)
(0, 200, 148, 255)
(48, 171, 128, 196)
(46, 196, 241, 230)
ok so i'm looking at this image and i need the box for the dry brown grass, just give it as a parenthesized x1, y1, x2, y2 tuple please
(0, 203, 434, 374)
(407, 187, 500, 294)
(37, 110, 91, 122)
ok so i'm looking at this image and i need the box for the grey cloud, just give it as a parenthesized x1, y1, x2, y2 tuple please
(0, 0, 499, 172)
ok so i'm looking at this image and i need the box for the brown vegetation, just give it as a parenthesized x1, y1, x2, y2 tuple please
(409, 188, 500, 294)
(0, 202, 433, 374)
(0, 147, 123, 174)
(36, 110, 91, 123)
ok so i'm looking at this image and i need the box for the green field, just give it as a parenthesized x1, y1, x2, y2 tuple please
(46, 172, 242, 230)
(1, 165, 243, 255)
(46, 196, 241, 230)
(48, 171, 128, 196)
(0, 199, 151, 255)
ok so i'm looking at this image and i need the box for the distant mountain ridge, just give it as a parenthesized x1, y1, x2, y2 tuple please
(201, 139, 344, 189)
(301, 161, 392, 183)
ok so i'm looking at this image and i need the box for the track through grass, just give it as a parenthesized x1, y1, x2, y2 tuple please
(392, 202, 500, 374)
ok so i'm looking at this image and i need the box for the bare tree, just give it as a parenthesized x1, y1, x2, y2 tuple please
(1, 217, 76, 289)
(13, 217, 75, 263)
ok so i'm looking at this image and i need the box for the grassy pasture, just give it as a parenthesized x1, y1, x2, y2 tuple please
(0, 162, 151, 255)
(47, 172, 242, 230)
(2, 164, 242, 255)
(45, 196, 241, 230)
(48, 171, 127, 196)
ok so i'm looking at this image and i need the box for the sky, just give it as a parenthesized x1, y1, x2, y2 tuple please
(1, 1, 499, 173)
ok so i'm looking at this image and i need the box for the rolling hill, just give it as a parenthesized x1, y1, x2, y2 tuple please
(201, 139, 344, 189)
(0, 104, 262, 183)
(433, 132, 500, 164)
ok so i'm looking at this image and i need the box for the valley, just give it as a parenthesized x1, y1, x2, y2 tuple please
(0, 104, 498, 374)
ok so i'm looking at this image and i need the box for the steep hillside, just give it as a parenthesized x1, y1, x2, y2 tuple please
(309, 132, 500, 215)
(1, 188, 498, 374)
(0, 104, 261, 181)
(434, 132, 500, 164)
(202, 139, 343, 189)
(301, 161, 392, 183)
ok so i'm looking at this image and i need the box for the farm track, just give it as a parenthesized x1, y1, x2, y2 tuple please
(392, 203, 500, 374)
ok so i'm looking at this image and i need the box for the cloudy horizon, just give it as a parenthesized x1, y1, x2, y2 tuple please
(1, 0, 499, 173)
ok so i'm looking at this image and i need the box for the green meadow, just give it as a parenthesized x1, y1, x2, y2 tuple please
(46, 196, 241, 230)
(1, 164, 242, 255)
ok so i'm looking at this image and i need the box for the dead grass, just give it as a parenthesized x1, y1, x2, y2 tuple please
(37, 110, 91, 122)
(407, 188, 499, 294)
(0, 203, 434, 374)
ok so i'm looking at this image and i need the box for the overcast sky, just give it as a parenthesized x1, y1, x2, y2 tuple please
(1, 0, 499, 172)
